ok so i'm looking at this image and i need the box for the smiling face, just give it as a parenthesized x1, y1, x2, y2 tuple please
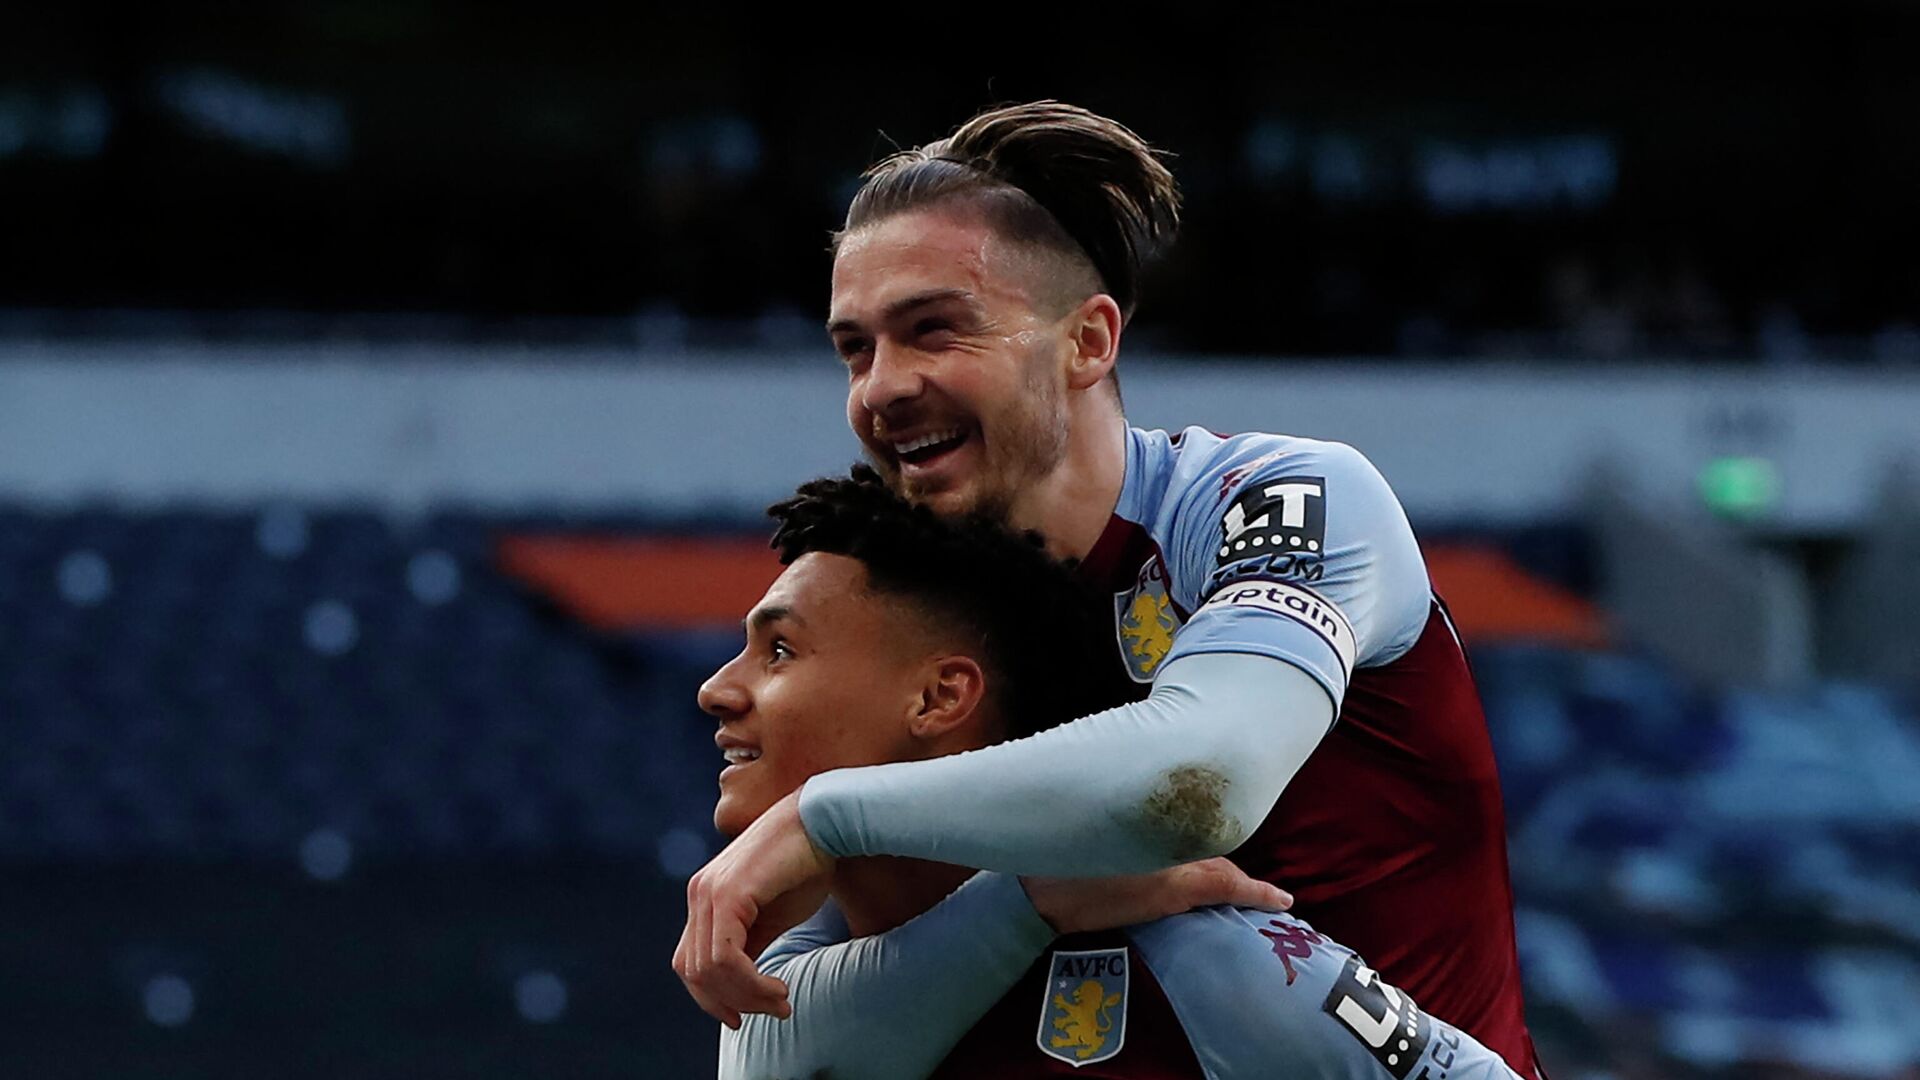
(828, 208, 1093, 522)
(696, 552, 990, 838)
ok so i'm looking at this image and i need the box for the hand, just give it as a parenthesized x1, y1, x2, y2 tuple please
(1020, 857, 1292, 935)
(673, 790, 835, 1029)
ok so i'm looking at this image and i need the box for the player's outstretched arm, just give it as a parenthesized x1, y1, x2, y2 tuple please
(802, 650, 1331, 874)
(719, 862, 1291, 1080)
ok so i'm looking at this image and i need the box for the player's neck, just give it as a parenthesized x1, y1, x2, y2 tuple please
(1009, 405, 1128, 561)
(829, 855, 976, 937)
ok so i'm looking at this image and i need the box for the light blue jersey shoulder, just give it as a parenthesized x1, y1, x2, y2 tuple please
(1114, 426, 1432, 706)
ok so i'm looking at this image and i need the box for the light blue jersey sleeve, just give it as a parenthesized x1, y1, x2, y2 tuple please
(1130, 908, 1524, 1080)
(802, 652, 1326, 872)
(718, 872, 1054, 1080)
(1159, 433, 1433, 708)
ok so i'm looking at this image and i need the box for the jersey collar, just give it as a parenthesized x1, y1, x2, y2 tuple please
(1077, 427, 1153, 585)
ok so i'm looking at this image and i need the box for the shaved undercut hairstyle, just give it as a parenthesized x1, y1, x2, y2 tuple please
(838, 101, 1182, 328)
(768, 466, 1128, 740)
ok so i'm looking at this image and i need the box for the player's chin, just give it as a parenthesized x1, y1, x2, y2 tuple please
(712, 789, 767, 839)
(907, 481, 976, 516)
(901, 460, 990, 512)
(871, 444, 992, 518)
(711, 800, 750, 840)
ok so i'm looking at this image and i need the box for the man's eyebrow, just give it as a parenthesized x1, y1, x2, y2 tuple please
(743, 605, 803, 635)
(826, 288, 978, 335)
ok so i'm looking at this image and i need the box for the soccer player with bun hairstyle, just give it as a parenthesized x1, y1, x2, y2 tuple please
(679, 102, 1546, 1077)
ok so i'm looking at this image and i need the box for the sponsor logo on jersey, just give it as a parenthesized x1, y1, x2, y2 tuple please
(1321, 953, 1434, 1080)
(1257, 917, 1327, 986)
(1197, 579, 1356, 680)
(1037, 948, 1129, 1067)
(1206, 549, 1324, 592)
(1217, 475, 1326, 566)
(1113, 556, 1180, 684)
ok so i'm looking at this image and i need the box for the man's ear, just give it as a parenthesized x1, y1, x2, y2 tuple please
(909, 654, 989, 742)
(1064, 293, 1123, 392)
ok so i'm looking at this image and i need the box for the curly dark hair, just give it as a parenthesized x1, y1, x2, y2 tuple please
(768, 466, 1127, 740)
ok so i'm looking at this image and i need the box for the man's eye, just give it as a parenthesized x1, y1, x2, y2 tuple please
(914, 319, 953, 340)
(770, 640, 795, 661)
(836, 339, 871, 362)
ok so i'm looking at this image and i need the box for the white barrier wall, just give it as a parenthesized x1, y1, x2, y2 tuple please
(3, 343, 1916, 528)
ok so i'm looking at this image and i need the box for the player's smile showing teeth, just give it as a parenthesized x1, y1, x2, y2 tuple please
(892, 427, 970, 468)
(716, 735, 762, 777)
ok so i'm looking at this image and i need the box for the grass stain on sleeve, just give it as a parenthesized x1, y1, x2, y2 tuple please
(1139, 764, 1240, 860)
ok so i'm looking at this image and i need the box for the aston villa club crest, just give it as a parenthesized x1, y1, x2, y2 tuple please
(1037, 948, 1129, 1067)
(1114, 556, 1180, 684)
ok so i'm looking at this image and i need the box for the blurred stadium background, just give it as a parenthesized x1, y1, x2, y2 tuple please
(3, 6, 1918, 1078)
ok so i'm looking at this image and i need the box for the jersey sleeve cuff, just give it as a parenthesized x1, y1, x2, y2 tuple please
(796, 772, 857, 859)
(798, 763, 913, 860)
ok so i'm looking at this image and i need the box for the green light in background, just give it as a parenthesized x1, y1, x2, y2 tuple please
(1698, 456, 1780, 518)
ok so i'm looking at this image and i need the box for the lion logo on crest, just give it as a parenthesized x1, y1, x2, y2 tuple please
(1049, 980, 1123, 1060)
(1119, 591, 1177, 677)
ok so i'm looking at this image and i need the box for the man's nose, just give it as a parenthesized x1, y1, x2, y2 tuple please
(697, 662, 748, 719)
(861, 340, 925, 415)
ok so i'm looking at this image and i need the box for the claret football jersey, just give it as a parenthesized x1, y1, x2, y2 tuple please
(1067, 426, 1542, 1076)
